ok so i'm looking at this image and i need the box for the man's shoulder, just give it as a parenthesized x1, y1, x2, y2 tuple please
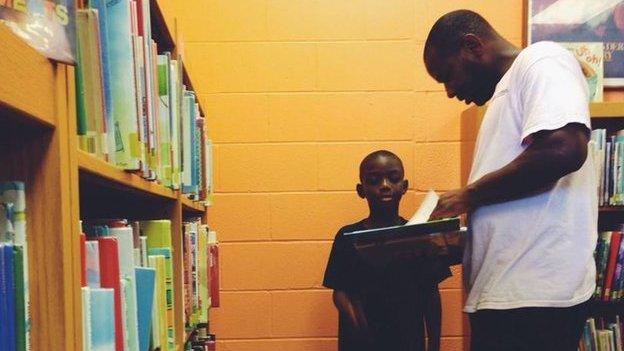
(517, 41, 575, 71)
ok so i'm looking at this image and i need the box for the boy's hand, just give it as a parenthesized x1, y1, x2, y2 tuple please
(429, 187, 474, 220)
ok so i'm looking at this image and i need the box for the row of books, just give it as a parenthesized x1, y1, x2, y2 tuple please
(0, 182, 29, 351)
(75, 0, 213, 201)
(589, 129, 624, 206)
(580, 317, 623, 351)
(185, 324, 216, 351)
(183, 219, 220, 330)
(595, 229, 624, 302)
(80, 218, 219, 351)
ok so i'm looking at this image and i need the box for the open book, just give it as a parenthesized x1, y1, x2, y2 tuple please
(344, 190, 465, 267)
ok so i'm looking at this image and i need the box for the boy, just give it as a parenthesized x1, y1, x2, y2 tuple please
(323, 150, 451, 351)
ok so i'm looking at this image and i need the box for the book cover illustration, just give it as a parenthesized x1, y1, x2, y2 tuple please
(0, 0, 75, 63)
(559, 42, 604, 102)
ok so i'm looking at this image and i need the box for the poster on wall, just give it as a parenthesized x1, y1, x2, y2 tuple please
(0, 0, 75, 64)
(527, 0, 624, 87)
(560, 42, 604, 101)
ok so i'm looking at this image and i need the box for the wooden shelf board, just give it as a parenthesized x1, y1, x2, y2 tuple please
(0, 24, 56, 128)
(600, 206, 624, 212)
(78, 149, 176, 200)
(590, 102, 624, 119)
(181, 195, 206, 213)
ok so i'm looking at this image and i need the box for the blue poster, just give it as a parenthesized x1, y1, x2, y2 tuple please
(0, 0, 75, 64)
(528, 0, 624, 86)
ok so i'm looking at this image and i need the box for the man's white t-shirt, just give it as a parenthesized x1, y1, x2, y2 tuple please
(464, 41, 598, 313)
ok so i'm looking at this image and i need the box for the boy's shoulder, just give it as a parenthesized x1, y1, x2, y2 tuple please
(333, 220, 366, 239)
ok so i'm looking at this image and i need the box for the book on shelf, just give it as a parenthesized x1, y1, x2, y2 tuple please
(141, 220, 175, 350)
(79, 217, 216, 351)
(135, 266, 155, 351)
(593, 226, 624, 302)
(76, 9, 107, 160)
(183, 220, 212, 327)
(74, 0, 214, 204)
(590, 129, 624, 207)
(208, 230, 220, 308)
(0, 181, 29, 351)
(82, 287, 116, 351)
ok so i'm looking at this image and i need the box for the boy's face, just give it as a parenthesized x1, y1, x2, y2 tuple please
(357, 155, 408, 209)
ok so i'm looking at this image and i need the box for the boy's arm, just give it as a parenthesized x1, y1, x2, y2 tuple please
(423, 285, 442, 351)
(332, 290, 367, 330)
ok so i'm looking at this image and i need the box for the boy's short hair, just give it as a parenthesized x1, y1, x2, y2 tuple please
(359, 150, 404, 179)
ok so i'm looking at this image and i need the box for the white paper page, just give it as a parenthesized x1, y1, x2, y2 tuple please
(407, 190, 439, 225)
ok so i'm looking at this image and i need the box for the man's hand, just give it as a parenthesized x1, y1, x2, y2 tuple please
(429, 187, 474, 220)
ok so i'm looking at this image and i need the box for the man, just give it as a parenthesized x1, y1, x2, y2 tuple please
(424, 9, 597, 351)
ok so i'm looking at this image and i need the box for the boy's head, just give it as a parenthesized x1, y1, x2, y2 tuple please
(357, 150, 408, 212)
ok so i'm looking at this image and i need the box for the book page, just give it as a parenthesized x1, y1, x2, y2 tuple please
(407, 190, 439, 225)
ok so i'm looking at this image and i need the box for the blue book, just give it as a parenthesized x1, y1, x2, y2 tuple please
(105, 0, 140, 170)
(87, 288, 116, 350)
(135, 267, 155, 351)
(2, 244, 16, 351)
(88, 0, 114, 164)
(0, 243, 7, 351)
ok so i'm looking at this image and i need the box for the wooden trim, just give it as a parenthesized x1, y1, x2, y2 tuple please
(590, 102, 624, 119)
(180, 195, 206, 214)
(78, 150, 178, 200)
(0, 25, 56, 128)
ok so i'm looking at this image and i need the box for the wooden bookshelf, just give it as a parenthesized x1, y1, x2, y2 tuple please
(181, 195, 207, 214)
(590, 102, 624, 119)
(78, 149, 178, 200)
(0, 27, 81, 350)
(0, 25, 56, 129)
(0, 1, 211, 349)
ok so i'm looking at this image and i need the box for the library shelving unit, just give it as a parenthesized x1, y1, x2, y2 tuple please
(461, 101, 624, 318)
(0, 2, 209, 349)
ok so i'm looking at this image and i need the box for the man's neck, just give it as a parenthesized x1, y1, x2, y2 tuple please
(492, 39, 522, 83)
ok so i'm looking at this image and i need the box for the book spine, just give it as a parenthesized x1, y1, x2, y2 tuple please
(604, 232, 622, 301)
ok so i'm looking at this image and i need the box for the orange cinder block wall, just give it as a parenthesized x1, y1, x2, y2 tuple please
(175, 1, 525, 350)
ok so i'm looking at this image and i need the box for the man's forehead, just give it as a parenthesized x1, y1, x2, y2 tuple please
(425, 48, 452, 82)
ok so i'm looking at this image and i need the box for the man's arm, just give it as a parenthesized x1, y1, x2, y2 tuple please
(430, 123, 589, 219)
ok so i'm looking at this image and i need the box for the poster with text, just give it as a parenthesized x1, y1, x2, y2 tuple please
(528, 0, 624, 87)
(0, 0, 75, 64)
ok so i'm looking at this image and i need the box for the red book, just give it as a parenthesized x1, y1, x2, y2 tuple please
(209, 243, 220, 307)
(98, 237, 124, 351)
(604, 231, 622, 301)
(80, 233, 86, 287)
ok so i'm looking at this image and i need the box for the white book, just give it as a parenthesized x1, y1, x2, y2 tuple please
(85, 241, 101, 288)
(407, 190, 439, 225)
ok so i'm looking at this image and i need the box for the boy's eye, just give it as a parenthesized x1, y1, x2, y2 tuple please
(366, 176, 381, 185)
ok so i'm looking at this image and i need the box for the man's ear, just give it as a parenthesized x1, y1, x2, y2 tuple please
(356, 184, 366, 199)
(460, 33, 484, 58)
(401, 180, 408, 195)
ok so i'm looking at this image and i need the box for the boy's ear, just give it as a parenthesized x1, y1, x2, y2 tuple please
(356, 183, 366, 199)
(401, 180, 408, 194)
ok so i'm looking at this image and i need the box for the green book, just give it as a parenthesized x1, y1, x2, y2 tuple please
(140, 220, 172, 249)
(13, 246, 25, 351)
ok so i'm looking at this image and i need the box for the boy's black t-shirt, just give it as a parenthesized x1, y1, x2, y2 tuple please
(323, 218, 452, 351)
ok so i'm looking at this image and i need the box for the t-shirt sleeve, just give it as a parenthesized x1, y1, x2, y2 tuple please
(323, 232, 356, 291)
(518, 53, 591, 143)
